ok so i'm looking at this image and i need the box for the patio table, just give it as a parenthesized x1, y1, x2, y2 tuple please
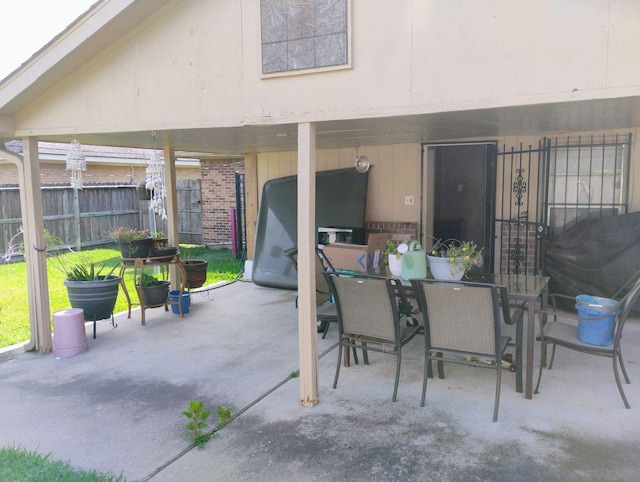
(338, 269, 549, 399)
(463, 272, 549, 400)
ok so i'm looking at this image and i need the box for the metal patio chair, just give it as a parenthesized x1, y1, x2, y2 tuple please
(534, 272, 640, 409)
(325, 273, 422, 402)
(411, 279, 522, 422)
(283, 247, 337, 337)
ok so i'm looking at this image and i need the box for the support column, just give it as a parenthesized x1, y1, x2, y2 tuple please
(297, 122, 319, 406)
(163, 141, 180, 288)
(0, 138, 52, 352)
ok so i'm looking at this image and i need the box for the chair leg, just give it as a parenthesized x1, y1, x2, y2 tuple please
(493, 363, 502, 422)
(392, 351, 401, 402)
(613, 354, 631, 409)
(321, 318, 332, 339)
(362, 342, 369, 365)
(421, 352, 430, 407)
(617, 347, 631, 384)
(534, 339, 547, 395)
(548, 343, 557, 369)
(333, 340, 343, 389)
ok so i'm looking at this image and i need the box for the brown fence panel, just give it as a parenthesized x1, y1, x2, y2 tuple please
(0, 182, 203, 255)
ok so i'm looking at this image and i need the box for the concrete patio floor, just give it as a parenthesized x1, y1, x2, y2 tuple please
(1, 278, 639, 481)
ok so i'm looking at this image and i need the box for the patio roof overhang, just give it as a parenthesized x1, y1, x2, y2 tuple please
(5, 94, 640, 157)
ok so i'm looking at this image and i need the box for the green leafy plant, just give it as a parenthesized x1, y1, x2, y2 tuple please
(428, 238, 483, 272)
(217, 406, 232, 426)
(182, 400, 211, 447)
(382, 239, 410, 265)
(181, 401, 232, 448)
(65, 262, 117, 282)
(107, 227, 149, 244)
(139, 270, 163, 287)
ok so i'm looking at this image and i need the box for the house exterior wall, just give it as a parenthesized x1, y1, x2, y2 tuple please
(256, 127, 640, 232)
(257, 143, 421, 224)
(11, 0, 640, 136)
(0, 162, 200, 185)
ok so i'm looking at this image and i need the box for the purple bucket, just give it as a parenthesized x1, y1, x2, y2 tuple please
(53, 308, 88, 358)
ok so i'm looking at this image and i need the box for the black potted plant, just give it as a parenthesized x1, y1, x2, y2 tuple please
(108, 227, 151, 262)
(62, 262, 121, 338)
(149, 231, 177, 262)
(137, 270, 171, 307)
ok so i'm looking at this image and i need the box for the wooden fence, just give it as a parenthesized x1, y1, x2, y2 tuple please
(0, 180, 202, 255)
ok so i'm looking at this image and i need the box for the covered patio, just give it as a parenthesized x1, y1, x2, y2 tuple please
(1, 280, 639, 481)
(2, 0, 640, 447)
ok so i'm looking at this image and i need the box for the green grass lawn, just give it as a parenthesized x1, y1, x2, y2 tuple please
(0, 245, 244, 349)
(0, 445, 126, 481)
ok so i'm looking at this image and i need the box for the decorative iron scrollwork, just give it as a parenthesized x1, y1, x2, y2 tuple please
(510, 237, 525, 275)
(510, 211, 528, 226)
(512, 168, 527, 206)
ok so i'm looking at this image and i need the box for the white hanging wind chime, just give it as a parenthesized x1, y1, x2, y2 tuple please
(145, 132, 167, 220)
(65, 138, 87, 190)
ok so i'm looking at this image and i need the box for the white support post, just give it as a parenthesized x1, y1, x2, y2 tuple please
(21, 137, 52, 352)
(163, 141, 180, 288)
(298, 122, 319, 406)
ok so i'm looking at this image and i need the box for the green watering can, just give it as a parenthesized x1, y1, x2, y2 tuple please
(401, 241, 427, 280)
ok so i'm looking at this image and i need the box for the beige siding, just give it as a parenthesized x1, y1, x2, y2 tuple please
(257, 143, 421, 223)
(257, 127, 639, 227)
(12, 0, 640, 136)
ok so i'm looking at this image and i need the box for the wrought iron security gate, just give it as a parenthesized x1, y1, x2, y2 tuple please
(496, 139, 551, 275)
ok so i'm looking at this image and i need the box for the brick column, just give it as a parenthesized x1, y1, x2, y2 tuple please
(200, 158, 244, 246)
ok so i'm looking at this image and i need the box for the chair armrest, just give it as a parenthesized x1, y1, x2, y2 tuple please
(506, 303, 525, 326)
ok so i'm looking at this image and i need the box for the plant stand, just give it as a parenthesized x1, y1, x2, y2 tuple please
(119, 252, 188, 325)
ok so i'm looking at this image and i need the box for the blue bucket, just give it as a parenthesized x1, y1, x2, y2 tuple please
(169, 290, 190, 314)
(575, 295, 619, 346)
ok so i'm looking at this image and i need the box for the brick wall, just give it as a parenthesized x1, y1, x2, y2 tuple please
(200, 158, 245, 245)
(365, 221, 419, 244)
(500, 223, 536, 275)
(0, 162, 200, 185)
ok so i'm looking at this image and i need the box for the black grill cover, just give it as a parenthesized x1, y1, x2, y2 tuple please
(545, 212, 640, 310)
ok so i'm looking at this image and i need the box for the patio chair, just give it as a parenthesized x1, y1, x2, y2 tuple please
(411, 279, 521, 422)
(283, 247, 337, 337)
(325, 273, 422, 402)
(534, 272, 640, 409)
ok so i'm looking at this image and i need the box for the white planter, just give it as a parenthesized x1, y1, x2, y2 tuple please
(427, 255, 466, 280)
(387, 253, 403, 277)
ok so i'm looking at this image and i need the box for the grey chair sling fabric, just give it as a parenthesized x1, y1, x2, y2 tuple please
(325, 273, 421, 402)
(534, 272, 640, 409)
(411, 279, 520, 422)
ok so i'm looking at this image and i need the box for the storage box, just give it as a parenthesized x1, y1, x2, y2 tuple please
(322, 233, 390, 272)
